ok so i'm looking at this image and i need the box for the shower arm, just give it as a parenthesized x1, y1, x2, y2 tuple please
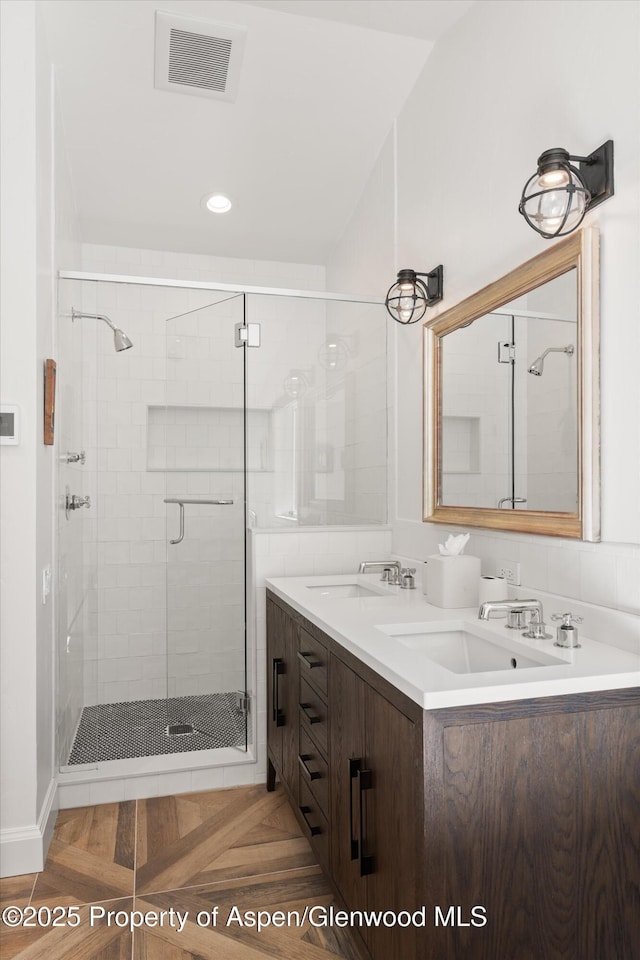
(536, 345, 574, 364)
(528, 343, 574, 375)
(71, 309, 117, 332)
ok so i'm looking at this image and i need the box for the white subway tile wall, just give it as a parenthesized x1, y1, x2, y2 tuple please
(394, 520, 640, 623)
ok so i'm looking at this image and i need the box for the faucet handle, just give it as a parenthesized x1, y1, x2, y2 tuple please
(551, 613, 583, 625)
(551, 613, 583, 649)
(521, 610, 553, 640)
(400, 568, 416, 590)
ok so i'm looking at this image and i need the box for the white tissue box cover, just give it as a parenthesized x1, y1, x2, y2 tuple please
(424, 555, 481, 608)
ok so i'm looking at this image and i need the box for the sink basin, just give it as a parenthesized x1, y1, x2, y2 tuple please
(377, 623, 566, 674)
(306, 583, 383, 599)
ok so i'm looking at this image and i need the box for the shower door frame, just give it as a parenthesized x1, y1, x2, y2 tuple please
(58, 269, 384, 778)
(59, 271, 383, 305)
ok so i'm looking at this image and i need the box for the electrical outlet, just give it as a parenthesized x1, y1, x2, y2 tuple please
(497, 559, 521, 585)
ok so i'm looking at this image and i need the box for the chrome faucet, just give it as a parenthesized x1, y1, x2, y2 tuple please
(478, 598, 544, 630)
(358, 560, 402, 584)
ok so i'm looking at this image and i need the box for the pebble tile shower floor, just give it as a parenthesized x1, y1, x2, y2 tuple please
(67, 692, 246, 764)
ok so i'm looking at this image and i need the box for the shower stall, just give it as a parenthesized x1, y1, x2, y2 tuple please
(55, 271, 387, 786)
(440, 301, 578, 513)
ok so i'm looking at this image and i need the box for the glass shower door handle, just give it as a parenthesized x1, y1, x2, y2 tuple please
(164, 498, 234, 545)
(167, 501, 185, 544)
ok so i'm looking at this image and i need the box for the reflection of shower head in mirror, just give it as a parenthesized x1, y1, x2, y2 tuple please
(72, 309, 133, 352)
(528, 344, 574, 376)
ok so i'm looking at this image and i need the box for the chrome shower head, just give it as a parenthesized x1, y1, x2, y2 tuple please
(113, 328, 133, 352)
(527, 344, 574, 376)
(72, 309, 134, 352)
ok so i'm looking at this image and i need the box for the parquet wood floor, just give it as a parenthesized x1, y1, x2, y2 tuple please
(0, 785, 362, 960)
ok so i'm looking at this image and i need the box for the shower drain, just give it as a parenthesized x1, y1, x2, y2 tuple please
(166, 723, 195, 737)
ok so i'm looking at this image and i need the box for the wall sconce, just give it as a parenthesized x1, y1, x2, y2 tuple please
(518, 140, 614, 239)
(385, 265, 444, 324)
(318, 336, 349, 371)
(283, 369, 310, 398)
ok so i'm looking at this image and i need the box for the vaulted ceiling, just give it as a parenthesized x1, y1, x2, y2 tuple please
(42, 0, 474, 263)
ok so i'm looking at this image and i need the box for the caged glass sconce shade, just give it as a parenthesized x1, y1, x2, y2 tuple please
(519, 141, 614, 239)
(385, 265, 444, 324)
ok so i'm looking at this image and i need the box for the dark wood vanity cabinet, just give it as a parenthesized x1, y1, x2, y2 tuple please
(267, 599, 333, 870)
(266, 591, 640, 960)
(265, 593, 299, 797)
(330, 654, 421, 960)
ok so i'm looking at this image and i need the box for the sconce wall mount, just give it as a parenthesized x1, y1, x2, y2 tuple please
(519, 140, 614, 239)
(385, 265, 444, 324)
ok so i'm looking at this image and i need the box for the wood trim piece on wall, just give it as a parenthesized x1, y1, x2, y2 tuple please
(43, 359, 56, 445)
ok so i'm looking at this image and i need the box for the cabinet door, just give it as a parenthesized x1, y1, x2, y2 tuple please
(364, 684, 418, 960)
(331, 654, 419, 960)
(266, 598, 299, 797)
(330, 655, 367, 914)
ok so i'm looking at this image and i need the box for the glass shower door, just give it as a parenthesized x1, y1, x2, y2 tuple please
(162, 293, 248, 752)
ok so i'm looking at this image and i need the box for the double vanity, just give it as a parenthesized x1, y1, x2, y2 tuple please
(265, 573, 640, 960)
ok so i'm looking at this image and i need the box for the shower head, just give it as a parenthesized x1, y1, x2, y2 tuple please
(71, 309, 133, 352)
(113, 328, 134, 352)
(528, 344, 574, 376)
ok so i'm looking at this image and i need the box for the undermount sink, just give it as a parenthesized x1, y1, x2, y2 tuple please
(306, 583, 384, 599)
(376, 623, 566, 674)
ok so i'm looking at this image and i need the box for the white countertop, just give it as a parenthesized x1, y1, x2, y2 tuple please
(265, 574, 640, 709)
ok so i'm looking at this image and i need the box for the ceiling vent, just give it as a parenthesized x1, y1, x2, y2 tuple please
(154, 11, 246, 102)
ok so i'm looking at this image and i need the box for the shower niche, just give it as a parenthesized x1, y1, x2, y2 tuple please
(147, 404, 272, 472)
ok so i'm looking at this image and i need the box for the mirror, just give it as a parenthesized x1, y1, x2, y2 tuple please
(424, 229, 600, 540)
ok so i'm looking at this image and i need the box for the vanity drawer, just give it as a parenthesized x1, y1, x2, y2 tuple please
(298, 727, 329, 818)
(298, 779, 329, 869)
(299, 676, 328, 755)
(298, 627, 328, 696)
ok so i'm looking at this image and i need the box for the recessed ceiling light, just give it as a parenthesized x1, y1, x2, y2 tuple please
(203, 193, 232, 214)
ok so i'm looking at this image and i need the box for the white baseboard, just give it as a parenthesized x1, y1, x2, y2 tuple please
(0, 778, 57, 878)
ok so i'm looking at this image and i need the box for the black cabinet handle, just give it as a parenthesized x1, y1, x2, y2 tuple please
(299, 754, 321, 782)
(358, 767, 374, 877)
(272, 658, 285, 727)
(298, 650, 323, 670)
(299, 805, 322, 836)
(349, 758, 360, 860)
(300, 702, 321, 724)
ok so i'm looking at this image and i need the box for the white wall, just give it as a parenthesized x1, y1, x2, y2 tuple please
(0, 0, 80, 877)
(327, 0, 640, 617)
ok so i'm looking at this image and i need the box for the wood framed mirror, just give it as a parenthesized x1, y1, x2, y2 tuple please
(423, 228, 600, 540)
